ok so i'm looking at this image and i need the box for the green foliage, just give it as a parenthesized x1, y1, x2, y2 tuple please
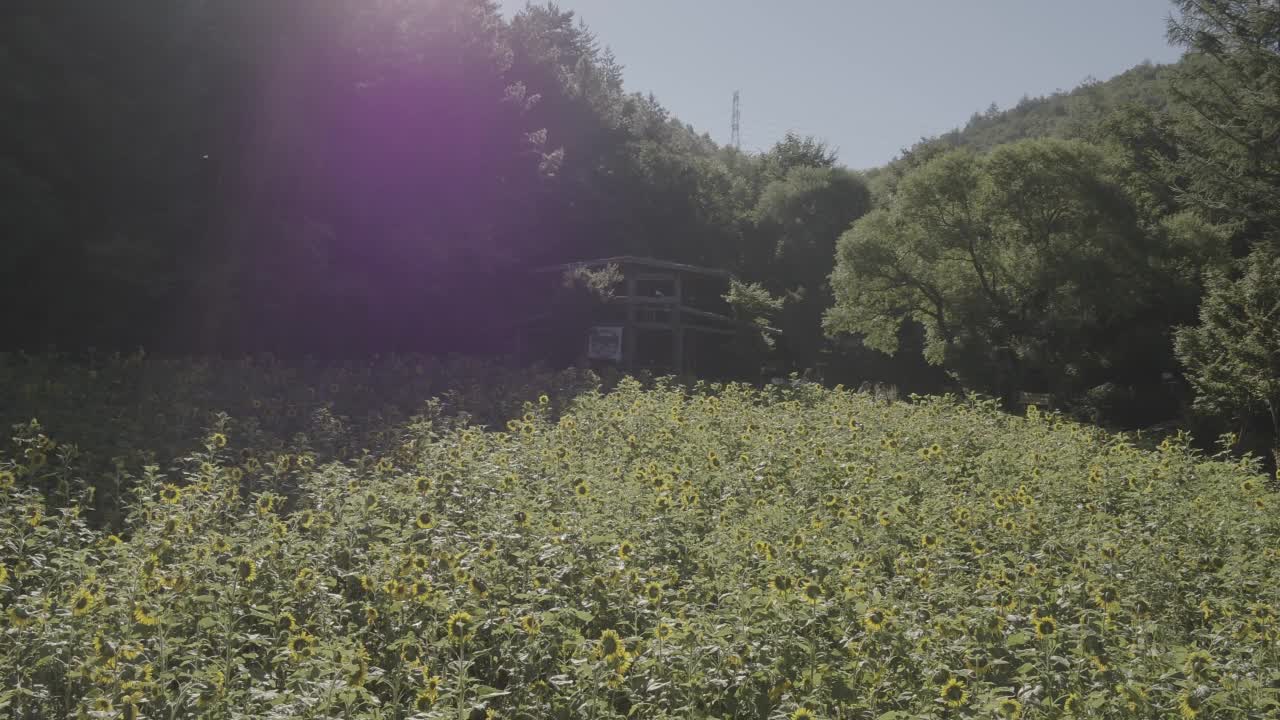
(948, 62, 1176, 154)
(724, 279, 784, 354)
(2, 365, 1278, 718)
(0, 352, 598, 520)
(1175, 246, 1280, 462)
(563, 264, 624, 301)
(723, 279, 784, 321)
(1163, 0, 1280, 453)
(827, 139, 1193, 407)
(757, 132, 839, 181)
(867, 62, 1176, 202)
(748, 166, 872, 369)
(1166, 1, 1280, 246)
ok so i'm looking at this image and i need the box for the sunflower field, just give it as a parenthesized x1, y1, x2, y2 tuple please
(1, 357, 1278, 719)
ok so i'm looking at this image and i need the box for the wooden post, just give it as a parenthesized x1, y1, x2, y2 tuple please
(623, 273, 637, 370)
(672, 272, 684, 374)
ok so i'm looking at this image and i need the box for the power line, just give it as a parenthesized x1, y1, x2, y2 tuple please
(730, 90, 741, 151)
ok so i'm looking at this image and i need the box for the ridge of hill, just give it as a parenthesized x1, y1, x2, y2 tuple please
(937, 60, 1177, 153)
(867, 59, 1180, 186)
(870, 57, 1177, 197)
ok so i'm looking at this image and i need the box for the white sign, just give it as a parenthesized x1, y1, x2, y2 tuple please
(587, 326, 623, 362)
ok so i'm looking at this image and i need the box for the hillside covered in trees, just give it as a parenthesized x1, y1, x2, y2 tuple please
(3, 0, 1280, 460)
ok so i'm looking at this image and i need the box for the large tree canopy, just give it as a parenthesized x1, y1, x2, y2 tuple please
(1176, 245, 1280, 464)
(825, 138, 1194, 408)
(1166, 0, 1280, 249)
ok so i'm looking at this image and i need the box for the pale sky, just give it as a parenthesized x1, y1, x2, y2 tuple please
(498, 1, 1185, 169)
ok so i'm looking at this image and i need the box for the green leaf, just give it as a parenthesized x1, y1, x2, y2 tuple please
(473, 686, 511, 700)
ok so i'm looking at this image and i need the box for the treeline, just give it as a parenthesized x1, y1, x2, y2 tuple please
(3, 1, 1279, 458)
(0, 0, 892, 379)
(833, 1, 1280, 459)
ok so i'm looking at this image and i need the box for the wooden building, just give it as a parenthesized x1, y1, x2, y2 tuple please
(515, 256, 778, 376)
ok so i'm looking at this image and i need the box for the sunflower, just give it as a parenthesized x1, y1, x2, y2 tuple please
(0, 470, 14, 490)
(1094, 584, 1120, 610)
(159, 484, 182, 504)
(920, 533, 938, 549)
(618, 541, 634, 561)
(400, 642, 422, 665)
(277, 612, 299, 632)
(997, 697, 1023, 719)
(1184, 650, 1212, 681)
(1033, 614, 1057, 639)
(468, 576, 488, 597)
(7, 606, 35, 628)
(414, 689, 435, 713)
(802, 580, 823, 605)
(790, 709, 816, 720)
(520, 614, 541, 636)
(415, 511, 434, 529)
(236, 557, 257, 583)
(132, 603, 160, 627)
(255, 494, 274, 515)
(645, 581, 663, 603)
(288, 631, 316, 656)
(655, 622, 674, 640)
(1178, 690, 1203, 719)
(770, 574, 794, 594)
(355, 574, 374, 594)
(939, 677, 967, 708)
(70, 589, 96, 617)
(863, 607, 888, 633)
(597, 629, 625, 662)
(574, 481, 590, 497)
(415, 674, 442, 705)
(446, 611, 473, 644)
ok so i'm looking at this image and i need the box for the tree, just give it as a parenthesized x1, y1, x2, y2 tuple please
(825, 138, 1185, 407)
(1175, 245, 1280, 465)
(749, 166, 870, 371)
(1166, 0, 1280, 250)
(757, 132, 837, 182)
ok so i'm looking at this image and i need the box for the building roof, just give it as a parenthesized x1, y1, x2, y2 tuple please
(534, 256, 735, 279)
